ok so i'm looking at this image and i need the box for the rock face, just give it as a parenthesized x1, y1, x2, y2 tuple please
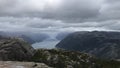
(0, 37, 35, 61)
(0, 61, 52, 68)
(56, 31, 120, 59)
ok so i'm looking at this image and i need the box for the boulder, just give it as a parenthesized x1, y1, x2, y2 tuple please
(0, 38, 35, 61)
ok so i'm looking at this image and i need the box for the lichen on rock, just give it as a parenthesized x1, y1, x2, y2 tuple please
(0, 37, 35, 61)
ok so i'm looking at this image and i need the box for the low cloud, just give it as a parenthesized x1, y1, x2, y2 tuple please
(0, 0, 120, 33)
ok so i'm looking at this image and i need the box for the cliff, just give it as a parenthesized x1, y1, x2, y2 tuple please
(56, 31, 120, 59)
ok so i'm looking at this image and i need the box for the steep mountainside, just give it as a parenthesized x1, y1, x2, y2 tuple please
(56, 32, 72, 40)
(56, 31, 120, 59)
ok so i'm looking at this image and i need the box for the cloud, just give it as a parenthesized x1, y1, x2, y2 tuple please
(0, 16, 115, 32)
(0, 0, 120, 33)
(98, 0, 120, 21)
(0, 0, 102, 22)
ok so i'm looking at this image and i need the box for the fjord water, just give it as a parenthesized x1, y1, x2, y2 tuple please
(32, 37, 60, 49)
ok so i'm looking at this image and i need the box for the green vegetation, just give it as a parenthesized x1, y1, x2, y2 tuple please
(1, 36, 120, 68)
(56, 31, 120, 59)
(94, 59, 120, 68)
(31, 49, 120, 68)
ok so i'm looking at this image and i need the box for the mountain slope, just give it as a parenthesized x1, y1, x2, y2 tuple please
(56, 31, 120, 59)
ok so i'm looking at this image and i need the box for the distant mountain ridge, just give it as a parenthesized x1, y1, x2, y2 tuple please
(56, 31, 120, 60)
(0, 35, 120, 68)
(0, 31, 49, 44)
(56, 32, 72, 40)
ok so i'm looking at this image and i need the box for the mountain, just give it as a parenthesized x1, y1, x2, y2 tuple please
(27, 33, 50, 43)
(18, 35, 36, 44)
(56, 32, 72, 40)
(0, 36, 120, 68)
(0, 37, 35, 61)
(0, 31, 50, 44)
(56, 31, 120, 60)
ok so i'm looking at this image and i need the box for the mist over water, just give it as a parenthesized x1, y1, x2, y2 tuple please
(0, 30, 71, 49)
(32, 33, 60, 49)
(32, 39, 60, 49)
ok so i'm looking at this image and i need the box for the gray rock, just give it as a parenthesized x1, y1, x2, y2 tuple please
(0, 38, 35, 61)
(0, 61, 52, 68)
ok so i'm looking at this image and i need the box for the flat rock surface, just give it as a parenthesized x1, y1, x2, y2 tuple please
(0, 61, 52, 68)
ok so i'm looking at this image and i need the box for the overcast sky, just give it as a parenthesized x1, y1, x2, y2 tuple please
(0, 0, 120, 33)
